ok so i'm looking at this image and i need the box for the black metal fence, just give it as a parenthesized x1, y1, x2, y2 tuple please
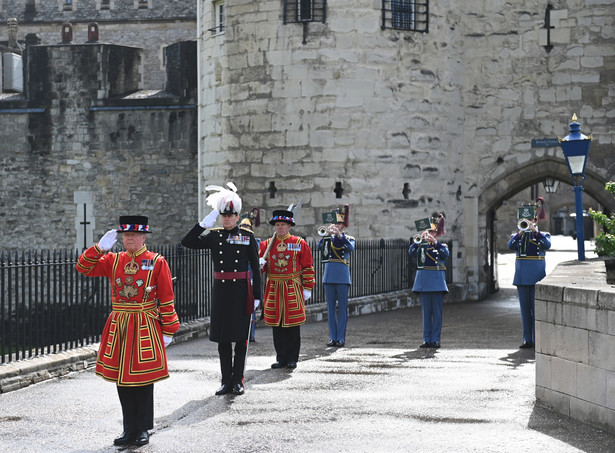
(1, 239, 453, 364)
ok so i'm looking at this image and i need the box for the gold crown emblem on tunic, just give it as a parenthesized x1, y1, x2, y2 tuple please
(124, 259, 139, 275)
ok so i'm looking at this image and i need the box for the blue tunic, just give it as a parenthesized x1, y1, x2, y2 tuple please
(506, 230, 551, 285)
(318, 234, 355, 284)
(408, 241, 449, 293)
(318, 233, 355, 344)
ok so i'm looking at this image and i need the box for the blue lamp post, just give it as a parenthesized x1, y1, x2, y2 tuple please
(559, 114, 592, 261)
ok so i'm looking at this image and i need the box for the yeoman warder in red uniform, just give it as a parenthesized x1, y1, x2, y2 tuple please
(76, 215, 179, 447)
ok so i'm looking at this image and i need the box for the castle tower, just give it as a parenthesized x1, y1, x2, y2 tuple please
(198, 1, 464, 238)
(197, 1, 615, 300)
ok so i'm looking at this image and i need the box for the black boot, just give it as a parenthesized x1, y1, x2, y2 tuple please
(113, 431, 135, 446)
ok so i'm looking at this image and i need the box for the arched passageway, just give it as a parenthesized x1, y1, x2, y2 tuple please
(478, 157, 615, 295)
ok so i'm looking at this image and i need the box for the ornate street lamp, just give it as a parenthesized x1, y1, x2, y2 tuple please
(559, 114, 592, 260)
(542, 177, 560, 193)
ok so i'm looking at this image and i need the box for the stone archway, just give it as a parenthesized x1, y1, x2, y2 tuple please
(479, 157, 615, 215)
(477, 157, 615, 297)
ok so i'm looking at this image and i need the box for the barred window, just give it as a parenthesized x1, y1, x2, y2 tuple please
(382, 0, 429, 33)
(283, 0, 326, 24)
(209, 0, 225, 34)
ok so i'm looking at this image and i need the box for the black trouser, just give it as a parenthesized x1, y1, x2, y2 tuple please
(272, 325, 301, 364)
(116, 384, 154, 434)
(218, 341, 247, 385)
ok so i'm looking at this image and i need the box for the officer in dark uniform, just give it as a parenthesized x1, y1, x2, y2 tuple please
(181, 183, 261, 395)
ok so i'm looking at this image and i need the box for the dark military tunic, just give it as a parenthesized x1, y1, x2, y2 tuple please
(181, 224, 261, 342)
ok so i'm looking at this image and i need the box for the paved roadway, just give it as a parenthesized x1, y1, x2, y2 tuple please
(1, 236, 614, 452)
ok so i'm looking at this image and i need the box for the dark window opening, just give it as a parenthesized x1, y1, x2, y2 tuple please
(268, 182, 278, 199)
(334, 182, 344, 199)
(283, 0, 326, 24)
(381, 0, 429, 33)
(402, 183, 411, 199)
(25, 0, 36, 14)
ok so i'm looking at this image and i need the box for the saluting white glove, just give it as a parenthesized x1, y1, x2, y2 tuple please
(97, 229, 117, 251)
(163, 335, 173, 347)
(259, 257, 267, 270)
(302, 289, 312, 301)
(254, 299, 260, 310)
(199, 209, 219, 229)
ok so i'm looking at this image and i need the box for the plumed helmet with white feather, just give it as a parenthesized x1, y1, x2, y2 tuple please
(205, 182, 242, 215)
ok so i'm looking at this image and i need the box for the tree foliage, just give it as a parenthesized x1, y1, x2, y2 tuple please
(589, 181, 615, 256)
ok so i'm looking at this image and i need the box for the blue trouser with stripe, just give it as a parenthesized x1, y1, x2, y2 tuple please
(325, 283, 350, 343)
(516, 285, 535, 343)
(420, 292, 444, 344)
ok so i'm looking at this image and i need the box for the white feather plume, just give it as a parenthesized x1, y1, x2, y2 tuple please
(205, 182, 242, 214)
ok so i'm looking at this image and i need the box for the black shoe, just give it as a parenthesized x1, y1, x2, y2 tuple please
(419, 342, 431, 348)
(335, 340, 345, 347)
(250, 337, 255, 342)
(286, 362, 297, 369)
(233, 383, 245, 395)
(215, 383, 232, 395)
(113, 431, 135, 446)
(519, 341, 534, 349)
(326, 340, 336, 347)
(134, 431, 149, 446)
(432, 342, 440, 349)
(271, 361, 287, 369)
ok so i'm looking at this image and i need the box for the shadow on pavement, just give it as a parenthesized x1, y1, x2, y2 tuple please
(392, 348, 438, 361)
(528, 403, 615, 453)
(498, 349, 535, 370)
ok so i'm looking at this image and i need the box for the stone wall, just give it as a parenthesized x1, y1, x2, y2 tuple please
(0, 41, 198, 250)
(535, 259, 615, 435)
(198, 0, 615, 301)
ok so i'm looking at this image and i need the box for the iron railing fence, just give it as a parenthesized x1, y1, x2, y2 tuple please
(1, 239, 452, 364)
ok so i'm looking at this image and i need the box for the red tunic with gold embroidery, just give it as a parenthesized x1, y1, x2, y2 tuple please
(76, 244, 180, 386)
(259, 234, 315, 327)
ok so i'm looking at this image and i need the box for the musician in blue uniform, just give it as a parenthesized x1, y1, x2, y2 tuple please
(507, 198, 551, 349)
(408, 214, 449, 349)
(317, 206, 355, 347)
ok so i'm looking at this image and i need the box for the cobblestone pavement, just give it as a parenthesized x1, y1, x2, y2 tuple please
(0, 236, 613, 452)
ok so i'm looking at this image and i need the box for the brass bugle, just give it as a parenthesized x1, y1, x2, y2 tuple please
(413, 234, 423, 244)
(517, 218, 531, 231)
(318, 225, 330, 236)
